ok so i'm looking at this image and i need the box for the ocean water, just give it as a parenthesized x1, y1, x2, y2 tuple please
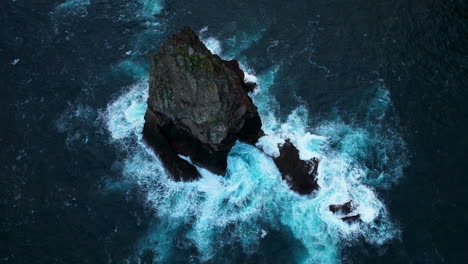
(1, 0, 467, 263)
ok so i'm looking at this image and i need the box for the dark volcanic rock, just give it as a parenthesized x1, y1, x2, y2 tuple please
(341, 214, 361, 224)
(143, 27, 263, 180)
(143, 110, 201, 181)
(222, 59, 257, 93)
(329, 201, 362, 224)
(329, 201, 354, 215)
(273, 140, 319, 195)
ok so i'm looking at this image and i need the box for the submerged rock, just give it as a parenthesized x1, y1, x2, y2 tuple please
(143, 27, 262, 180)
(329, 201, 362, 224)
(341, 214, 361, 224)
(273, 140, 319, 195)
(329, 201, 354, 215)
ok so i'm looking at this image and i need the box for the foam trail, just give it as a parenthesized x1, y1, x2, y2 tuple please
(101, 33, 406, 263)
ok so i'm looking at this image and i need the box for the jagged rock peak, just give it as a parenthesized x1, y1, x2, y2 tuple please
(143, 27, 263, 180)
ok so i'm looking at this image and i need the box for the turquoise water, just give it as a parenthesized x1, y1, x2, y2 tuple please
(49, 1, 409, 262)
(94, 3, 408, 261)
(4, 0, 465, 262)
(102, 35, 404, 262)
(50, 0, 409, 262)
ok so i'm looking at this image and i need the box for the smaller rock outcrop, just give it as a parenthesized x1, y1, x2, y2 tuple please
(329, 201, 354, 215)
(273, 140, 319, 195)
(341, 214, 361, 224)
(329, 200, 362, 224)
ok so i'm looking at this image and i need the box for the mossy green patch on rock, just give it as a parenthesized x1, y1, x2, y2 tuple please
(175, 47, 215, 76)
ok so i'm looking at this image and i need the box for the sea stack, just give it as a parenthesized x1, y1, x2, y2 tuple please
(273, 140, 319, 195)
(143, 27, 262, 180)
(142, 27, 321, 196)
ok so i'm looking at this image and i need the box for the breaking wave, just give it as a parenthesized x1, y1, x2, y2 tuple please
(49, 0, 409, 262)
(102, 35, 406, 262)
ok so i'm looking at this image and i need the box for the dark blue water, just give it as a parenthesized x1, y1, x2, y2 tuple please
(1, 0, 467, 263)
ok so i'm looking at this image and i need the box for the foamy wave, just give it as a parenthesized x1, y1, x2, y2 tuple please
(201, 36, 223, 55)
(104, 80, 148, 141)
(103, 57, 405, 262)
(71, 27, 412, 263)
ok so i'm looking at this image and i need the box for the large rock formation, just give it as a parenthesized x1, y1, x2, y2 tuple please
(143, 27, 262, 180)
(143, 27, 322, 196)
(273, 140, 319, 195)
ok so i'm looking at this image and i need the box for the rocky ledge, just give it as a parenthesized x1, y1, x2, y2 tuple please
(142, 27, 322, 198)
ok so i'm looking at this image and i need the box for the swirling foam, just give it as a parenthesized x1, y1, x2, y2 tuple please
(103, 39, 404, 261)
(51, 0, 407, 258)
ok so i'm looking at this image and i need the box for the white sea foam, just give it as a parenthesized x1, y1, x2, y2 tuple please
(99, 33, 406, 263)
(202, 37, 223, 55)
(104, 80, 148, 140)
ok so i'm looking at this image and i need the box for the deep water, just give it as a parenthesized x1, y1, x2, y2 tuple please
(1, 0, 467, 263)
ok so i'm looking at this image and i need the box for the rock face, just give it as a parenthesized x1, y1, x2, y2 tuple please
(143, 27, 263, 180)
(273, 140, 319, 195)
